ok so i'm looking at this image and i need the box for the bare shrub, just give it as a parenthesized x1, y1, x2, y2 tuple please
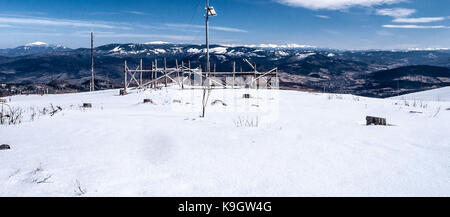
(0, 104, 23, 125)
(36, 174, 53, 184)
(49, 104, 62, 116)
(26, 164, 53, 184)
(74, 179, 87, 196)
(433, 106, 441, 118)
(211, 99, 227, 106)
(29, 107, 37, 121)
(404, 100, 410, 107)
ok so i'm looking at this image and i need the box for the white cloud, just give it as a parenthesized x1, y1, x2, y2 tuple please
(393, 17, 446, 23)
(316, 15, 330, 19)
(165, 23, 247, 33)
(376, 8, 416, 17)
(382, 24, 449, 29)
(275, 0, 404, 10)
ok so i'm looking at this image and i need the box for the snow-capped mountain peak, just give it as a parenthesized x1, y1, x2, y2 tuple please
(25, 41, 49, 47)
(144, 41, 170, 45)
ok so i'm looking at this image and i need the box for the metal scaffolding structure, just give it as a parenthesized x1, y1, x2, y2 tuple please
(121, 58, 278, 94)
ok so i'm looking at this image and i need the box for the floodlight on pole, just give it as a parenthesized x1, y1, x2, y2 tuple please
(207, 6, 217, 17)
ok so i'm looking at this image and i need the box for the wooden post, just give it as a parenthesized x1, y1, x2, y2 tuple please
(139, 58, 143, 87)
(151, 61, 154, 89)
(124, 60, 128, 93)
(181, 61, 184, 89)
(153, 59, 158, 88)
(254, 63, 258, 89)
(164, 57, 167, 87)
(176, 59, 179, 80)
(232, 61, 236, 89)
(275, 68, 278, 89)
(188, 60, 191, 86)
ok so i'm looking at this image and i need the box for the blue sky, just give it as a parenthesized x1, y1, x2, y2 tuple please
(0, 0, 449, 49)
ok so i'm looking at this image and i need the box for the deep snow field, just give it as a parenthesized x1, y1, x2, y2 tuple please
(1, 86, 449, 196)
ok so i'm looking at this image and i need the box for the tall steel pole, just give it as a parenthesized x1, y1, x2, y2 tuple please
(90, 32, 95, 92)
(206, 0, 210, 75)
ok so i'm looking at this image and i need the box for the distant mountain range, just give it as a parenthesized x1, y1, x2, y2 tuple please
(0, 42, 449, 97)
(0, 42, 71, 57)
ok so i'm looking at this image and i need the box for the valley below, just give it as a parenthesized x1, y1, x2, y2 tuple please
(1, 43, 449, 98)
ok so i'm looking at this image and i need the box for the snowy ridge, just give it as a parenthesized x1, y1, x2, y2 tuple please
(392, 86, 450, 101)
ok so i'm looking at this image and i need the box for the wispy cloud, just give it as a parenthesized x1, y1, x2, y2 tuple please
(377, 7, 449, 28)
(393, 17, 446, 23)
(315, 15, 330, 19)
(97, 33, 193, 40)
(275, 0, 405, 10)
(382, 24, 449, 29)
(165, 23, 248, 33)
(90, 11, 120, 16)
(376, 8, 416, 17)
(7, 32, 65, 36)
(125, 11, 146, 15)
(71, 31, 195, 40)
(0, 16, 127, 29)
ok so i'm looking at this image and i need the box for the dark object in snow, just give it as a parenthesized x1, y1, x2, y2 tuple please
(243, 94, 251, 99)
(143, 99, 153, 104)
(0, 144, 10, 150)
(409, 111, 423, 114)
(446, 108, 450, 111)
(0, 99, 6, 103)
(119, 89, 127, 96)
(82, 103, 92, 108)
(211, 100, 227, 106)
(366, 116, 387, 126)
(173, 99, 182, 103)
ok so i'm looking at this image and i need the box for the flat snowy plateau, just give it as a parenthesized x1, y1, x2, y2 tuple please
(1, 86, 449, 196)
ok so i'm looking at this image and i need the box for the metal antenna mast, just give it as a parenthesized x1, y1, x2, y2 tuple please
(206, 0, 209, 75)
(90, 32, 95, 92)
(205, 0, 217, 76)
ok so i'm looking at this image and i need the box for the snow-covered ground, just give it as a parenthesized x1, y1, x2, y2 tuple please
(391, 86, 450, 102)
(1, 86, 449, 196)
